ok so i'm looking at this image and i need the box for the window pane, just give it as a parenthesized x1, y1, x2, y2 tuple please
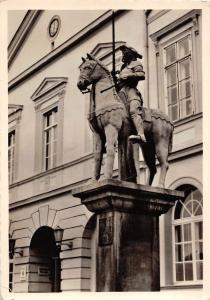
(46, 143, 51, 157)
(8, 150, 11, 161)
(196, 262, 203, 280)
(192, 189, 202, 202)
(53, 109, 58, 123)
(195, 222, 203, 240)
(46, 157, 50, 170)
(179, 80, 191, 99)
(166, 65, 177, 85)
(46, 130, 50, 143)
(175, 225, 182, 243)
(193, 202, 202, 216)
(167, 85, 178, 105)
(184, 243, 192, 261)
(9, 263, 13, 272)
(166, 44, 176, 64)
(185, 262, 193, 280)
(183, 223, 191, 241)
(180, 98, 193, 118)
(169, 105, 179, 121)
(176, 263, 184, 281)
(178, 37, 190, 58)
(182, 206, 191, 218)
(175, 244, 183, 262)
(195, 241, 203, 260)
(48, 113, 52, 126)
(179, 58, 190, 80)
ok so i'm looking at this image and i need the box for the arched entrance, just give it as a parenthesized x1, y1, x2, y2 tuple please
(82, 215, 97, 291)
(29, 226, 60, 292)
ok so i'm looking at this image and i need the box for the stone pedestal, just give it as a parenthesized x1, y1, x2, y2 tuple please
(72, 179, 184, 292)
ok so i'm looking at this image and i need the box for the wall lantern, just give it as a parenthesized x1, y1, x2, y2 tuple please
(53, 226, 73, 250)
(9, 235, 23, 258)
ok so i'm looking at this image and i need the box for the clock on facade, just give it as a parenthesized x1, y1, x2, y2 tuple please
(48, 16, 61, 39)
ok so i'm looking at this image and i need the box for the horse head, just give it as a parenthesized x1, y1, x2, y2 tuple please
(77, 54, 109, 91)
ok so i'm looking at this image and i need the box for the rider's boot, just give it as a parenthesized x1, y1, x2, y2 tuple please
(129, 114, 146, 143)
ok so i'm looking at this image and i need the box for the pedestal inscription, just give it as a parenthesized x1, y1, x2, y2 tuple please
(99, 215, 113, 246)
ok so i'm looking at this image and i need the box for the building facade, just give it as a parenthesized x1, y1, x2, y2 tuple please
(8, 9, 202, 292)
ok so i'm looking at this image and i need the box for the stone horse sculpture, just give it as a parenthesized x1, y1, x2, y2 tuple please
(77, 53, 173, 187)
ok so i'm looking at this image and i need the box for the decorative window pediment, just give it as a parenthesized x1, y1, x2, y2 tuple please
(8, 104, 23, 122)
(32, 77, 67, 173)
(31, 77, 68, 103)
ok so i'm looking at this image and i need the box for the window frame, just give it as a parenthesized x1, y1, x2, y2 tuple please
(32, 78, 67, 173)
(9, 259, 14, 292)
(172, 188, 203, 285)
(8, 105, 23, 185)
(150, 10, 201, 125)
(43, 106, 58, 171)
(8, 130, 16, 185)
(162, 30, 195, 122)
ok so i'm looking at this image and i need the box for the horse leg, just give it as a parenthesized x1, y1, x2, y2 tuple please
(155, 140, 169, 188)
(132, 143, 140, 184)
(141, 142, 157, 186)
(92, 133, 103, 181)
(104, 124, 118, 179)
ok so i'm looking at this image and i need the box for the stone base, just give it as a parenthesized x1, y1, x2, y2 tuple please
(72, 179, 184, 292)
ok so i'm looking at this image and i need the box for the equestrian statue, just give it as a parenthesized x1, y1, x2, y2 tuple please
(77, 45, 173, 187)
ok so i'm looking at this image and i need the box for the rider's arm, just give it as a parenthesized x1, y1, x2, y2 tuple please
(119, 62, 145, 81)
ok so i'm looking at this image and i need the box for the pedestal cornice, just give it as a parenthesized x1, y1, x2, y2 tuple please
(72, 179, 184, 216)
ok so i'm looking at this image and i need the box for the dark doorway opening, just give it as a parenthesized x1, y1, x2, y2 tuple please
(29, 226, 61, 292)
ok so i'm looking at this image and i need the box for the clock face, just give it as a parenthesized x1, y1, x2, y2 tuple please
(48, 17, 60, 38)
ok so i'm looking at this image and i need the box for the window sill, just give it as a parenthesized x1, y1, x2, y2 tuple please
(173, 112, 202, 128)
(161, 284, 203, 290)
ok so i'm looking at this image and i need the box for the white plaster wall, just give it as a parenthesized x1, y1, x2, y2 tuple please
(9, 10, 106, 80)
(9, 10, 147, 182)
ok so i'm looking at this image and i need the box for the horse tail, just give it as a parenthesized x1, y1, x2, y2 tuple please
(168, 125, 173, 154)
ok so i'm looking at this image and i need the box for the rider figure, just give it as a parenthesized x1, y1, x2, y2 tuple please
(117, 45, 146, 143)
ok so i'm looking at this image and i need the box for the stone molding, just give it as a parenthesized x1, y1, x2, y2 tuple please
(72, 179, 184, 216)
(8, 10, 42, 68)
(150, 9, 201, 43)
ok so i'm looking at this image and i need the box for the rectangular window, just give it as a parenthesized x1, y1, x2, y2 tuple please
(174, 221, 203, 283)
(8, 130, 16, 184)
(43, 107, 58, 171)
(164, 35, 193, 122)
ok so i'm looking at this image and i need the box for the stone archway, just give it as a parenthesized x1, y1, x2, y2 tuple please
(81, 215, 97, 291)
(28, 226, 59, 292)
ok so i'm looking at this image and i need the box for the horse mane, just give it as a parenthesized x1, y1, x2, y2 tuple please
(87, 53, 114, 83)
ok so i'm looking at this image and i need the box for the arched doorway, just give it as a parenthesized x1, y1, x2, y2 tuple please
(82, 215, 97, 291)
(29, 226, 60, 292)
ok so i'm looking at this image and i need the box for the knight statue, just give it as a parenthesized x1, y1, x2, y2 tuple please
(117, 45, 146, 143)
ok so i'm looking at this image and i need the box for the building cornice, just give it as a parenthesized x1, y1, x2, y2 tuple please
(146, 10, 171, 25)
(8, 10, 42, 68)
(9, 153, 93, 189)
(150, 9, 201, 42)
(8, 9, 125, 92)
